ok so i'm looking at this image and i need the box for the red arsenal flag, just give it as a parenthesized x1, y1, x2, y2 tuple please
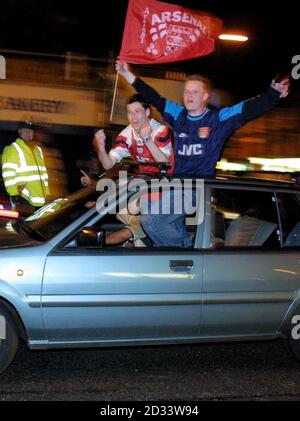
(119, 0, 223, 64)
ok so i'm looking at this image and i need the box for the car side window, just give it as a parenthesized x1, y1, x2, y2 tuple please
(95, 212, 198, 249)
(277, 193, 300, 247)
(210, 188, 280, 249)
(92, 183, 201, 249)
(64, 194, 200, 250)
(96, 212, 152, 248)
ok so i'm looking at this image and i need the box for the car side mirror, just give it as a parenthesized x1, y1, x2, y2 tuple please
(76, 227, 105, 248)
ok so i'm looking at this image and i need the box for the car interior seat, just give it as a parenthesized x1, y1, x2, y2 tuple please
(284, 221, 300, 247)
(225, 215, 277, 247)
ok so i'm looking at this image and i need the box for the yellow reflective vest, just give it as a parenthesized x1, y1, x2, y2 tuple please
(1, 138, 50, 207)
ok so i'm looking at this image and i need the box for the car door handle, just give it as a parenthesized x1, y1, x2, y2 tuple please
(169, 260, 194, 273)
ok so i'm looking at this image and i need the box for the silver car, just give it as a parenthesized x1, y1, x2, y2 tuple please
(1, 173, 300, 374)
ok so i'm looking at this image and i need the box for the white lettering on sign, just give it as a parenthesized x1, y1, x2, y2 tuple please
(0, 97, 73, 114)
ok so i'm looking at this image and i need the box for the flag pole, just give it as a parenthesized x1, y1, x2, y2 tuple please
(109, 71, 119, 123)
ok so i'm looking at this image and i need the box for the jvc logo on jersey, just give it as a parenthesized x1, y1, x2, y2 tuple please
(178, 144, 203, 156)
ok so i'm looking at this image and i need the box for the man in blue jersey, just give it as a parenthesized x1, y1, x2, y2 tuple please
(116, 60, 291, 247)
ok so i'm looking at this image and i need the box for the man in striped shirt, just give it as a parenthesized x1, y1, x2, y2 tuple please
(93, 94, 173, 175)
(81, 94, 174, 247)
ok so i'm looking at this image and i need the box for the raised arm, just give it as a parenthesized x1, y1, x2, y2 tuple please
(242, 76, 290, 123)
(93, 130, 117, 170)
(218, 76, 291, 131)
(116, 60, 166, 113)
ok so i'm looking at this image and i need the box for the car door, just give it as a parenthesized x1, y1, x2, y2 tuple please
(200, 184, 298, 338)
(41, 210, 204, 345)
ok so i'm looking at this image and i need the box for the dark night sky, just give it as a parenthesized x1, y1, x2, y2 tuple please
(0, 0, 299, 95)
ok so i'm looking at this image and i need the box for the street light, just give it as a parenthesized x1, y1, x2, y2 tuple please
(219, 34, 248, 42)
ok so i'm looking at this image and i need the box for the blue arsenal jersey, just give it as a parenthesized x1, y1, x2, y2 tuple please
(133, 78, 281, 177)
(163, 100, 244, 176)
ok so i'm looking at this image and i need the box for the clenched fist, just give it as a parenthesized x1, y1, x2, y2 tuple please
(93, 129, 106, 151)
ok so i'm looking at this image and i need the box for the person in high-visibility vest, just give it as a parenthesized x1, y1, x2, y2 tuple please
(1, 121, 50, 215)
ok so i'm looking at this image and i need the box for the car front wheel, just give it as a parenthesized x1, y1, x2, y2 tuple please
(0, 305, 19, 374)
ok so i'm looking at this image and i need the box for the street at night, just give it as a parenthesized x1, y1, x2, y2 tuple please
(0, 0, 299, 405)
(1, 340, 300, 401)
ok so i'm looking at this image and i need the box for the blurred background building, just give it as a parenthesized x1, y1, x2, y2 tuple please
(0, 0, 299, 202)
(1, 49, 299, 194)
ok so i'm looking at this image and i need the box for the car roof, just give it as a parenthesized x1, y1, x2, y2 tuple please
(209, 172, 300, 191)
(122, 168, 300, 192)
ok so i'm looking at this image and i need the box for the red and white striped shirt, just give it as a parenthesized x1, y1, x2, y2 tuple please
(109, 119, 174, 174)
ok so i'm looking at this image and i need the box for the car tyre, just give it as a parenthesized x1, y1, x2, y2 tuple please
(0, 305, 19, 374)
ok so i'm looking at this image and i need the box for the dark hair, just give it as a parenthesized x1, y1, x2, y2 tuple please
(185, 74, 213, 92)
(18, 122, 34, 130)
(126, 94, 151, 111)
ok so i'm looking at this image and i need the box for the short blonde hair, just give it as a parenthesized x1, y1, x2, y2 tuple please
(185, 74, 213, 93)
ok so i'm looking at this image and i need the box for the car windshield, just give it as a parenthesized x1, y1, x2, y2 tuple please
(14, 170, 146, 241)
(18, 186, 99, 241)
(9, 169, 166, 242)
